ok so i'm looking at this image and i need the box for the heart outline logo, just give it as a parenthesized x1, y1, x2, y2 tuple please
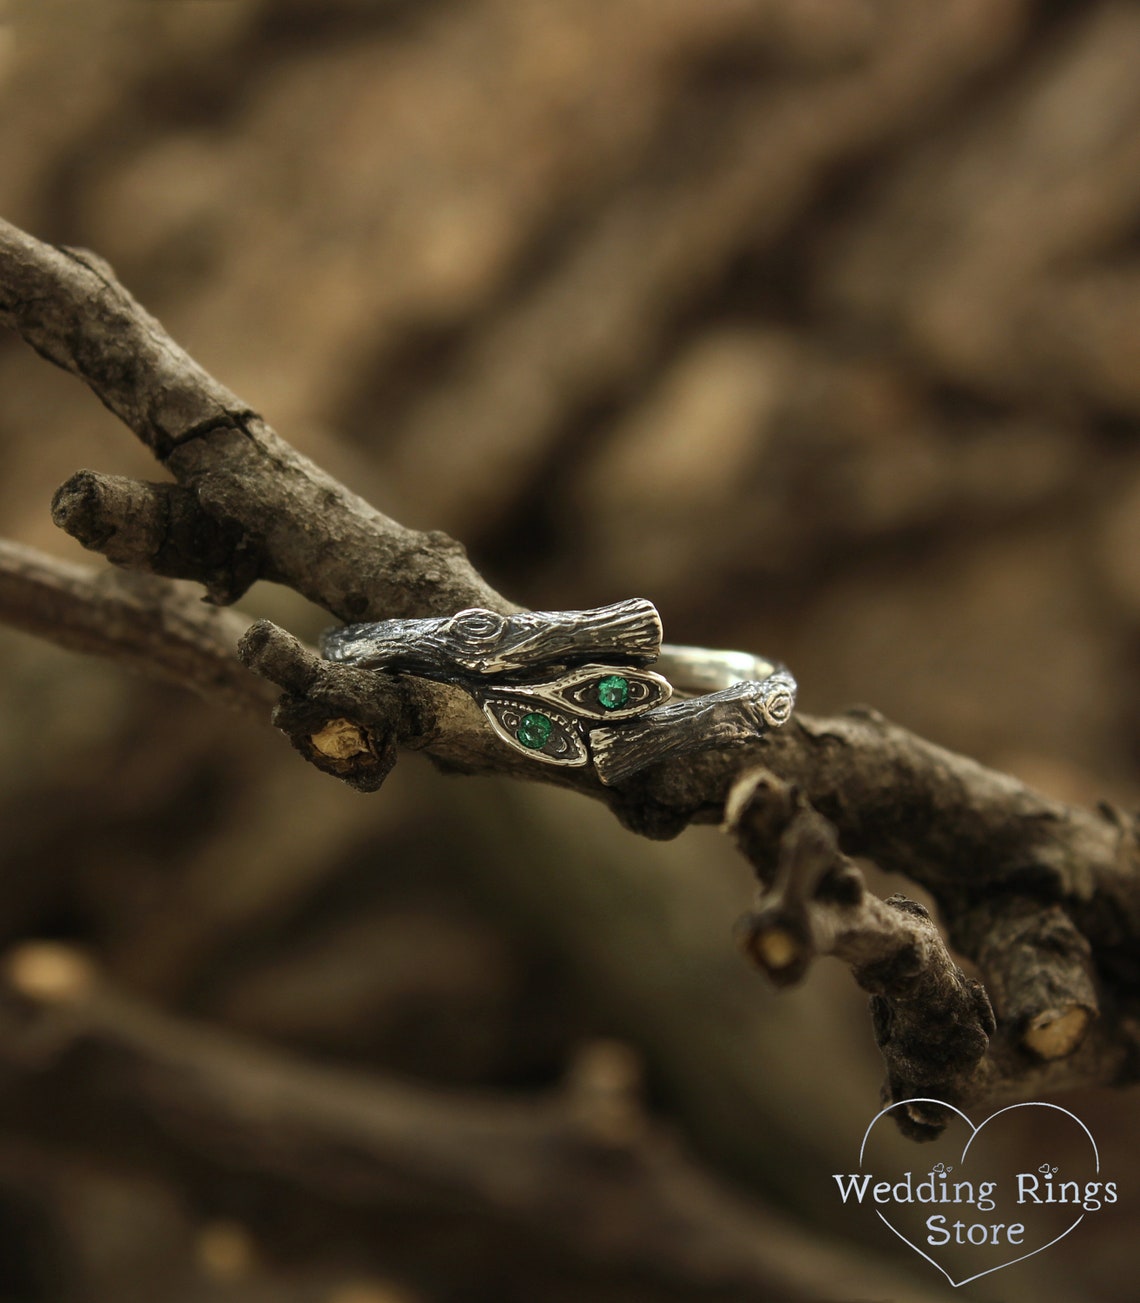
(858, 1098, 1100, 1288)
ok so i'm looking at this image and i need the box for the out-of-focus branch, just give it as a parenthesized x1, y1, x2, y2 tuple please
(0, 944, 962, 1303)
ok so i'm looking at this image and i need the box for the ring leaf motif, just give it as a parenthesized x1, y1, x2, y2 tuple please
(516, 664, 672, 719)
(481, 699, 588, 766)
(480, 667, 672, 765)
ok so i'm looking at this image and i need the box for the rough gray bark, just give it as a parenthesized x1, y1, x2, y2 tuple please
(1, 215, 1138, 1136)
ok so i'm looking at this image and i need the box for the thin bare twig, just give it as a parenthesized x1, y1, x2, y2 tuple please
(0, 538, 273, 719)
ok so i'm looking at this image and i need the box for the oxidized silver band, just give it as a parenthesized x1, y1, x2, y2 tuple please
(320, 599, 795, 786)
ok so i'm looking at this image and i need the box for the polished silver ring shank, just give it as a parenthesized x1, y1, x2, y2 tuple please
(655, 645, 783, 698)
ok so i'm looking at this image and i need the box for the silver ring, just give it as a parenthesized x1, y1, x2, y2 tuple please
(655, 646, 783, 697)
(321, 599, 795, 786)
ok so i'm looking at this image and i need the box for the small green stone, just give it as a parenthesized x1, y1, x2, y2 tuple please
(597, 674, 630, 711)
(516, 712, 553, 749)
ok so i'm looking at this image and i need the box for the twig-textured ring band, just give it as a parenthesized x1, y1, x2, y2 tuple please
(321, 598, 796, 785)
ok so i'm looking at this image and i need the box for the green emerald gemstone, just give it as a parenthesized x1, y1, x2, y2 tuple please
(597, 674, 630, 711)
(516, 712, 553, 749)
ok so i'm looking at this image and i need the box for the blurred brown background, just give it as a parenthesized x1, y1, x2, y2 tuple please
(0, 1, 1137, 1300)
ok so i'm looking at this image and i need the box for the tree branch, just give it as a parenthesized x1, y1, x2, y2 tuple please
(2, 215, 1138, 1132)
(0, 538, 273, 719)
(0, 219, 507, 623)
